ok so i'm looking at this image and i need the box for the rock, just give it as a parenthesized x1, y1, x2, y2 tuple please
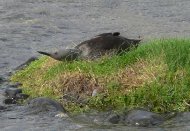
(72, 109, 165, 126)
(5, 88, 22, 99)
(72, 111, 121, 125)
(8, 82, 22, 88)
(92, 89, 98, 97)
(0, 76, 5, 84)
(3, 82, 22, 89)
(72, 111, 99, 124)
(0, 105, 6, 110)
(4, 98, 17, 104)
(106, 114, 121, 124)
(14, 56, 38, 71)
(23, 97, 66, 115)
(123, 109, 164, 127)
(15, 93, 29, 100)
(164, 112, 190, 127)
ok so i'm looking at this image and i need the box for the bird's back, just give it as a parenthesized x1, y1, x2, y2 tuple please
(75, 33, 141, 59)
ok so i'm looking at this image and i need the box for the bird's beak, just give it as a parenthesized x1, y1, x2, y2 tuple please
(37, 51, 51, 56)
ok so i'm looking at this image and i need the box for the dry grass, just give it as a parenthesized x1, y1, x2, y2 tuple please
(49, 72, 104, 100)
(117, 56, 168, 93)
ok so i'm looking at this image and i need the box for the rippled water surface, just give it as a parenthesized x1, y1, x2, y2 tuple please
(1, 0, 190, 130)
(1, 0, 190, 76)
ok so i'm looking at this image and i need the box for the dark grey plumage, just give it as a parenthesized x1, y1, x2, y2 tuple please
(38, 32, 141, 61)
(74, 32, 141, 59)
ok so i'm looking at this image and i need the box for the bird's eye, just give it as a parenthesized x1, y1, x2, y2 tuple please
(55, 52, 58, 55)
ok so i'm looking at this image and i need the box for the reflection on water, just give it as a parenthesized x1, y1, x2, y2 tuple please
(1, 0, 190, 130)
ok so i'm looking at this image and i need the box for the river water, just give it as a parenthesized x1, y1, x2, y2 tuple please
(1, 0, 190, 130)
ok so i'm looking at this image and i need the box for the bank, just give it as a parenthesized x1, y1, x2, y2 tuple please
(10, 39, 190, 113)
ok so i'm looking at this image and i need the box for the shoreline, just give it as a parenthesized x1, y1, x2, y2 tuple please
(10, 38, 190, 113)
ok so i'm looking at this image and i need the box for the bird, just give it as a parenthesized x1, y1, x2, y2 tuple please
(37, 32, 141, 61)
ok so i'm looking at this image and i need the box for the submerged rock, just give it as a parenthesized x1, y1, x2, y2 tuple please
(70, 109, 167, 127)
(22, 97, 66, 115)
(3, 98, 17, 104)
(123, 109, 164, 127)
(106, 113, 121, 124)
(1, 83, 28, 105)
(5, 88, 22, 99)
(166, 112, 190, 126)
(72, 110, 122, 125)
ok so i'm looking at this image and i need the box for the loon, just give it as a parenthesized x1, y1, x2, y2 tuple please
(38, 32, 141, 61)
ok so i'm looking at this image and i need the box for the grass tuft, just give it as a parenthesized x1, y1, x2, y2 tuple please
(11, 39, 190, 113)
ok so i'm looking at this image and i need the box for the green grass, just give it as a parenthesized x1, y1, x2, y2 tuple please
(11, 39, 190, 113)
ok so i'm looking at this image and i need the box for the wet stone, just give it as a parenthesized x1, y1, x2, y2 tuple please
(169, 112, 190, 124)
(107, 114, 121, 124)
(123, 109, 164, 127)
(5, 88, 22, 98)
(0, 105, 6, 110)
(0, 76, 4, 84)
(4, 98, 17, 104)
(23, 97, 66, 115)
(8, 82, 22, 88)
(73, 111, 122, 125)
(15, 93, 29, 100)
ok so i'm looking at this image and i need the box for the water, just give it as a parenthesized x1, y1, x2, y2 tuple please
(1, 0, 190, 130)
(1, 0, 190, 76)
